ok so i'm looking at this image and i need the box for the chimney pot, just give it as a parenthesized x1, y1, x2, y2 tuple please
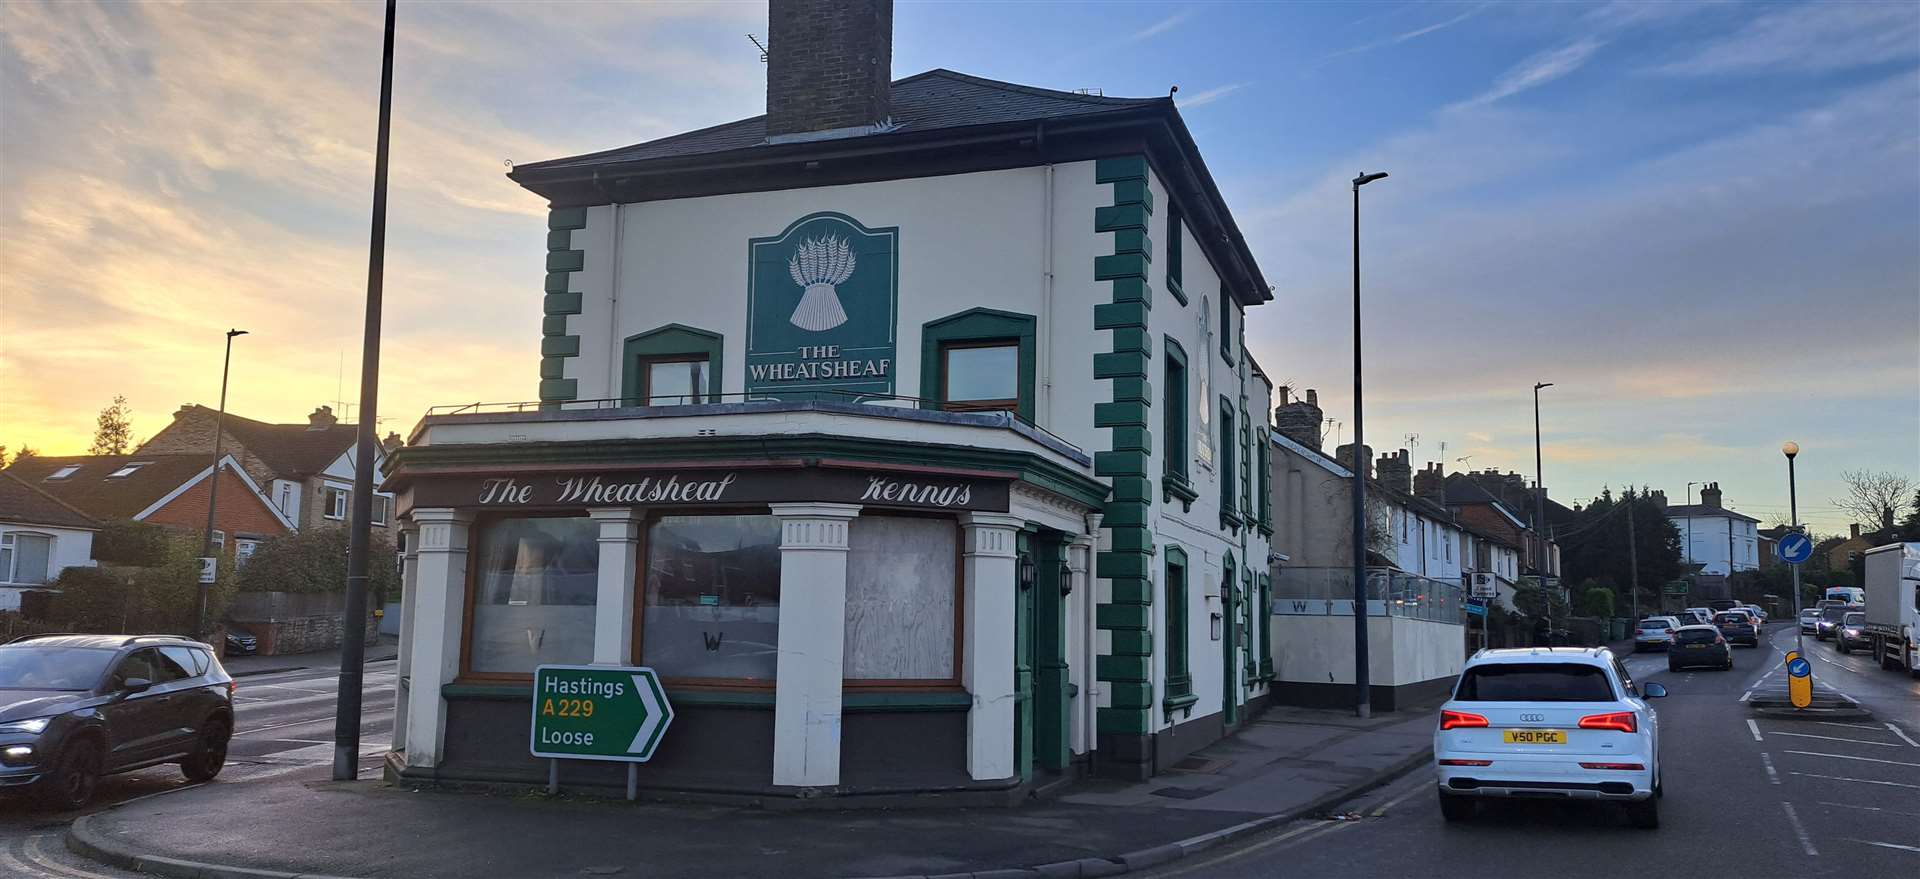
(765, 0, 894, 138)
(307, 405, 338, 430)
(1850, 523, 1860, 539)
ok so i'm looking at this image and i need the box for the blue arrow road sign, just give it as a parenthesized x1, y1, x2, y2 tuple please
(1776, 532, 1814, 565)
(1787, 657, 1811, 677)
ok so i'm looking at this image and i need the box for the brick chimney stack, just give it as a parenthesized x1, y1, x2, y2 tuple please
(307, 405, 338, 430)
(1375, 449, 1412, 494)
(1414, 461, 1446, 503)
(766, 0, 894, 139)
(1273, 386, 1324, 450)
(1701, 482, 1722, 509)
(1334, 443, 1373, 481)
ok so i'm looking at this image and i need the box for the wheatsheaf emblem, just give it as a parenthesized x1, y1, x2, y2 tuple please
(786, 234, 856, 331)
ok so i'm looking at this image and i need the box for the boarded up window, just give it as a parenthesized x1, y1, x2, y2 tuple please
(844, 516, 957, 681)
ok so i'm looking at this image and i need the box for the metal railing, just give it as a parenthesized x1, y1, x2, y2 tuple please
(1271, 566, 1467, 625)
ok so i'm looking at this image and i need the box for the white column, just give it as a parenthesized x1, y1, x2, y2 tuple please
(960, 512, 1023, 781)
(769, 502, 860, 788)
(391, 523, 421, 752)
(403, 508, 473, 769)
(589, 508, 644, 665)
(1064, 534, 1095, 757)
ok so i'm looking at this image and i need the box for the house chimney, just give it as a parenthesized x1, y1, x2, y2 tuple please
(1273, 386, 1324, 450)
(307, 405, 338, 430)
(1650, 490, 1667, 508)
(766, 0, 893, 139)
(1850, 523, 1860, 539)
(382, 432, 403, 453)
(1375, 449, 1412, 494)
(1334, 443, 1373, 481)
(1414, 461, 1446, 503)
(1701, 482, 1722, 509)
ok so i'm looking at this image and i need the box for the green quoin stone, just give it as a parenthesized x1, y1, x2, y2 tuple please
(1094, 451, 1148, 478)
(1096, 603, 1152, 631)
(1097, 707, 1151, 736)
(1096, 550, 1153, 580)
(1109, 629, 1152, 656)
(1094, 301, 1150, 329)
(1094, 204, 1151, 232)
(545, 272, 572, 294)
(1111, 180, 1153, 211)
(1107, 477, 1153, 503)
(1094, 253, 1150, 281)
(1111, 229, 1152, 255)
(1094, 401, 1149, 428)
(538, 378, 578, 401)
(1094, 351, 1150, 380)
(1109, 426, 1151, 453)
(544, 292, 583, 315)
(1095, 156, 1149, 183)
(1108, 576, 1153, 604)
(1111, 328, 1152, 356)
(546, 229, 572, 252)
(1107, 681, 1153, 710)
(1110, 277, 1153, 305)
(1108, 526, 1154, 553)
(542, 315, 568, 336)
(548, 206, 589, 230)
(1096, 654, 1152, 682)
(546, 250, 584, 273)
(541, 335, 580, 357)
(539, 357, 566, 380)
(1100, 503, 1148, 528)
(1109, 377, 1152, 404)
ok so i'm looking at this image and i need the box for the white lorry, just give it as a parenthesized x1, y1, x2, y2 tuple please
(1860, 542, 1920, 677)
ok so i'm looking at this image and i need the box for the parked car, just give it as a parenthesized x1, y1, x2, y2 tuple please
(1835, 612, 1867, 654)
(1435, 647, 1667, 828)
(1633, 616, 1680, 652)
(0, 634, 234, 809)
(1713, 611, 1760, 647)
(1815, 606, 1850, 641)
(1668, 625, 1732, 671)
(1798, 608, 1821, 635)
(224, 625, 258, 656)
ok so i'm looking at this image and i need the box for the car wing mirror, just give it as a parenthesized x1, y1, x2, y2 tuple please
(1642, 682, 1668, 699)
(118, 677, 154, 696)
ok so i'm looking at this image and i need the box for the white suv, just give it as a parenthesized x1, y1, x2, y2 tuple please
(1434, 647, 1667, 828)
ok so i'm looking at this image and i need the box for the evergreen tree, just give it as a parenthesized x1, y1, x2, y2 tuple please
(1558, 487, 1683, 617)
(89, 395, 134, 455)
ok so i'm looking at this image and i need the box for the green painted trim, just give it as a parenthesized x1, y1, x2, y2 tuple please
(1094, 204, 1150, 232)
(1162, 474, 1198, 512)
(843, 691, 972, 712)
(1165, 277, 1189, 307)
(919, 308, 1038, 423)
(619, 323, 725, 405)
(1093, 351, 1149, 379)
(544, 292, 583, 315)
(1096, 550, 1153, 580)
(1221, 550, 1239, 726)
(1218, 294, 1236, 366)
(1112, 229, 1152, 255)
(545, 272, 572, 294)
(539, 357, 566, 381)
(1109, 378, 1152, 404)
(541, 315, 568, 336)
(1094, 401, 1149, 428)
(541, 335, 580, 357)
(546, 250, 584, 273)
(1094, 302, 1150, 330)
(548, 206, 589, 230)
(1165, 202, 1184, 297)
(1218, 396, 1238, 530)
(546, 229, 572, 251)
(1097, 707, 1151, 735)
(1095, 602, 1151, 630)
(538, 379, 578, 401)
(1094, 253, 1150, 281)
(1163, 545, 1192, 715)
(1108, 681, 1153, 710)
(1095, 156, 1149, 183)
(1110, 278, 1153, 306)
(1108, 476, 1152, 503)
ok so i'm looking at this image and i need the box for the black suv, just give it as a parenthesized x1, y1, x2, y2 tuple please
(0, 634, 234, 809)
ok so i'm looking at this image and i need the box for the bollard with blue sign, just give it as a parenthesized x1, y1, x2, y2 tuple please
(1783, 651, 1812, 709)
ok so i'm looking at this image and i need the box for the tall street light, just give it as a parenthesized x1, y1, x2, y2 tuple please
(1350, 170, 1387, 718)
(1784, 441, 1804, 657)
(1532, 381, 1553, 636)
(198, 328, 248, 641)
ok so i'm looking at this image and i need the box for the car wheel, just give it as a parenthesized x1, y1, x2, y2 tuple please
(1439, 792, 1476, 823)
(38, 736, 103, 810)
(1625, 796, 1660, 829)
(181, 717, 231, 783)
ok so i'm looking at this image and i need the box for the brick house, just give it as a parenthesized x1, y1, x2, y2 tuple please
(7, 454, 293, 560)
(136, 404, 398, 539)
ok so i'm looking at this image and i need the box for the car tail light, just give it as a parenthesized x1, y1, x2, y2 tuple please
(1578, 762, 1645, 770)
(227, 680, 237, 699)
(1578, 711, 1637, 733)
(1439, 759, 1493, 766)
(1440, 710, 1489, 731)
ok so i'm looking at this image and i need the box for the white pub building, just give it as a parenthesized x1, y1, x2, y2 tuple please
(386, 0, 1276, 801)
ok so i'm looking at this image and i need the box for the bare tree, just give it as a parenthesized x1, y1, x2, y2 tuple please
(1831, 470, 1915, 532)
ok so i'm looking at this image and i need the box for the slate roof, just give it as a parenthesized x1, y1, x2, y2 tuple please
(1662, 503, 1761, 524)
(5, 455, 220, 520)
(173, 406, 357, 479)
(0, 471, 98, 530)
(515, 70, 1164, 173)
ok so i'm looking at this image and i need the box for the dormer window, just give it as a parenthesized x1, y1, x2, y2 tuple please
(45, 465, 81, 481)
(107, 462, 151, 478)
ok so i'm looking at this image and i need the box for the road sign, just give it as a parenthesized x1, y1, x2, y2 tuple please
(530, 665, 674, 763)
(1661, 580, 1689, 596)
(1775, 532, 1814, 565)
(196, 557, 217, 585)
(1469, 573, 1497, 599)
(1783, 651, 1812, 709)
(1465, 599, 1487, 617)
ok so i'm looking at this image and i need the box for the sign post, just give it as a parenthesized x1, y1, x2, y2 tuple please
(196, 557, 218, 585)
(1783, 651, 1812, 710)
(531, 665, 674, 798)
(1776, 528, 1814, 658)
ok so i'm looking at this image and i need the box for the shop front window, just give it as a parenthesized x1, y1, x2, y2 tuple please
(467, 516, 598, 676)
(844, 516, 957, 682)
(642, 514, 782, 683)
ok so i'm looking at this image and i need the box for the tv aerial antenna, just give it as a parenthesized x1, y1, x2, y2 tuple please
(746, 34, 768, 62)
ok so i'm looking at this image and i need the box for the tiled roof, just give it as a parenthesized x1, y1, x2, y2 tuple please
(514, 69, 1164, 173)
(0, 471, 98, 530)
(174, 406, 357, 478)
(5, 455, 218, 520)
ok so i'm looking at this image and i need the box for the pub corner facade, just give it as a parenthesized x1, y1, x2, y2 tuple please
(384, 0, 1277, 801)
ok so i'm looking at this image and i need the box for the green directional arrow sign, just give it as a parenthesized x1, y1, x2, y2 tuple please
(529, 665, 675, 763)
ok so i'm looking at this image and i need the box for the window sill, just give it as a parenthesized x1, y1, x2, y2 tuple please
(1256, 519, 1274, 538)
(1166, 277, 1188, 306)
(1163, 690, 1198, 721)
(1220, 508, 1243, 533)
(1162, 474, 1198, 512)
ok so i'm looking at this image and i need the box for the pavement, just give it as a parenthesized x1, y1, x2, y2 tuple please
(222, 636, 399, 678)
(61, 698, 1439, 879)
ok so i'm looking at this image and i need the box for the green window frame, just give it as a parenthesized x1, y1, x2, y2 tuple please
(1162, 337, 1197, 510)
(1257, 572, 1274, 679)
(1218, 295, 1235, 365)
(1239, 406, 1252, 520)
(620, 324, 723, 406)
(920, 308, 1037, 422)
(1163, 546, 1196, 718)
(1219, 397, 1240, 530)
(1165, 202, 1187, 306)
(1256, 422, 1273, 534)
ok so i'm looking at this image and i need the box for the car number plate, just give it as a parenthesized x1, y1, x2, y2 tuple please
(1686, 644, 1707, 649)
(1502, 729, 1567, 744)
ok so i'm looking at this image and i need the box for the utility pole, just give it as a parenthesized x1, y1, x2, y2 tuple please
(334, 0, 396, 782)
(197, 328, 247, 641)
(1349, 170, 1387, 719)
(1627, 500, 1639, 621)
(1784, 442, 1804, 657)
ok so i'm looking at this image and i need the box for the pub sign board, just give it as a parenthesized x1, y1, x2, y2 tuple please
(406, 467, 1010, 513)
(746, 212, 899, 402)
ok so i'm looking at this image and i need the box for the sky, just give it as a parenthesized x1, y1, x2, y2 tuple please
(1, 0, 1915, 535)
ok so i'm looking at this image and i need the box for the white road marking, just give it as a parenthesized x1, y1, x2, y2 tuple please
(1781, 802, 1818, 856)
(1887, 723, 1920, 749)
(1814, 721, 1882, 731)
(1782, 750, 1920, 768)
(1746, 719, 1763, 742)
(1767, 731, 1898, 747)
(1740, 690, 1753, 702)
(1790, 771, 1920, 790)
(1851, 840, 1920, 854)
(1819, 801, 1920, 818)
(1760, 752, 1779, 784)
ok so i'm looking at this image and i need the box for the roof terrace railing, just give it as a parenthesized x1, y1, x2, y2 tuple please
(1272, 566, 1467, 626)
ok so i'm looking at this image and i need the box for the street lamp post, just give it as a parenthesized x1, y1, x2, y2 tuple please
(1350, 170, 1387, 719)
(1784, 441, 1804, 657)
(197, 328, 248, 641)
(1532, 381, 1553, 636)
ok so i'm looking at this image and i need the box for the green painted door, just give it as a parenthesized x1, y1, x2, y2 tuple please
(1014, 532, 1035, 781)
(1221, 560, 1239, 727)
(1033, 532, 1070, 772)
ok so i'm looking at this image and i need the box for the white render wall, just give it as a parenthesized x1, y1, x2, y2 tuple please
(0, 523, 95, 610)
(1670, 514, 1759, 575)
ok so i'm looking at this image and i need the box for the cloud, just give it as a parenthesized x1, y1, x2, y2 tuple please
(1128, 9, 1195, 44)
(1452, 38, 1604, 108)
(1656, 2, 1920, 75)
(1176, 82, 1250, 109)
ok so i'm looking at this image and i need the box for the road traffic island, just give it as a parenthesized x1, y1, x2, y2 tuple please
(1747, 691, 1872, 721)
